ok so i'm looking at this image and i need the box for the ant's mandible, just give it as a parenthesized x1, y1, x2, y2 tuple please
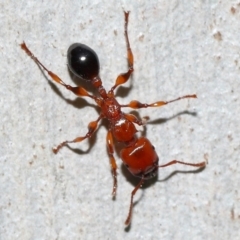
(21, 11, 206, 226)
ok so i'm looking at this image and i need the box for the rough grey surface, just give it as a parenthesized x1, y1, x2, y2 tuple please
(1, 1, 239, 239)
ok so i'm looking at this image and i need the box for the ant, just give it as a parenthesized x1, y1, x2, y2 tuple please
(20, 11, 206, 226)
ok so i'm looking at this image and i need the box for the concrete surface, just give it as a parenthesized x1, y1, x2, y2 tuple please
(1, 0, 240, 239)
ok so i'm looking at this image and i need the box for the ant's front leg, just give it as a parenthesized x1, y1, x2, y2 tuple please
(106, 130, 118, 196)
(121, 94, 197, 109)
(125, 177, 144, 226)
(158, 159, 206, 169)
(53, 115, 103, 154)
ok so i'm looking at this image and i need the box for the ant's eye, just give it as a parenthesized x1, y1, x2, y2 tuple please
(67, 43, 100, 80)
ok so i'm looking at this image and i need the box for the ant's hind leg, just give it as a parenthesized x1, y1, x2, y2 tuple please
(110, 11, 134, 93)
(20, 42, 97, 101)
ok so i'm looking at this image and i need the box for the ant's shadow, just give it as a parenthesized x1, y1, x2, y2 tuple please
(121, 163, 206, 188)
(122, 164, 206, 231)
(113, 109, 198, 159)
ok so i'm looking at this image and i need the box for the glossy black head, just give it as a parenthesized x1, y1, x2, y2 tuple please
(67, 43, 100, 80)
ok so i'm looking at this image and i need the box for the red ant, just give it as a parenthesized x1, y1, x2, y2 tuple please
(20, 11, 206, 226)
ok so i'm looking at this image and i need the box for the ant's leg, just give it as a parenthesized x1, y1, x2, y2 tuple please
(110, 11, 134, 93)
(158, 160, 206, 169)
(121, 94, 197, 109)
(124, 113, 148, 126)
(53, 115, 103, 154)
(20, 42, 97, 101)
(106, 131, 118, 196)
(125, 177, 144, 226)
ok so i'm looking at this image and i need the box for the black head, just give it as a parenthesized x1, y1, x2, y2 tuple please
(67, 43, 100, 80)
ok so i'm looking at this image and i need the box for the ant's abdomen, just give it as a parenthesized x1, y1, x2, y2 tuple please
(120, 137, 159, 179)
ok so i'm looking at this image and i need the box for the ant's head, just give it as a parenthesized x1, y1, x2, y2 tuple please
(67, 43, 100, 81)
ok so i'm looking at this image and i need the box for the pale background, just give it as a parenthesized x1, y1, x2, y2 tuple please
(1, 0, 240, 239)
